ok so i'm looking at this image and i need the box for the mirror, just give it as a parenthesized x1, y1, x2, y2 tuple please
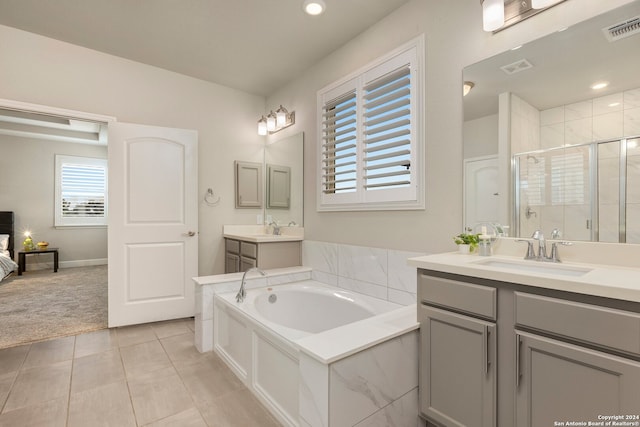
(463, 1, 640, 242)
(264, 132, 303, 226)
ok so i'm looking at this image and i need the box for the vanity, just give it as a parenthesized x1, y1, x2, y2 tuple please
(223, 225, 303, 273)
(409, 243, 640, 427)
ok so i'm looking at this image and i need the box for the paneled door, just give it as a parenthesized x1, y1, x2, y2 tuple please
(464, 156, 499, 230)
(108, 122, 198, 327)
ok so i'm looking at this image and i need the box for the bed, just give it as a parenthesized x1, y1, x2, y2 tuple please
(0, 211, 18, 281)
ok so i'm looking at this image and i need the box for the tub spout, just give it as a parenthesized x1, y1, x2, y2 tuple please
(236, 267, 266, 303)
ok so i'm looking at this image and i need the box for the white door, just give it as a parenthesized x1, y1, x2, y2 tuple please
(108, 122, 198, 327)
(464, 156, 499, 229)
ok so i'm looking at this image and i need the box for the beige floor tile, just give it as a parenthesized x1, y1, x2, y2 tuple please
(151, 319, 192, 339)
(120, 339, 173, 379)
(68, 380, 136, 427)
(71, 348, 125, 394)
(0, 397, 67, 427)
(129, 366, 195, 426)
(186, 317, 196, 332)
(176, 354, 244, 406)
(22, 335, 75, 369)
(0, 372, 16, 409)
(198, 388, 282, 427)
(0, 345, 30, 376)
(3, 360, 72, 412)
(143, 407, 207, 427)
(117, 323, 157, 347)
(74, 328, 118, 358)
(160, 332, 209, 365)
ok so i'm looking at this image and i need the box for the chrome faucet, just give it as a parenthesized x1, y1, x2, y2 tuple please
(269, 221, 281, 235)
(236, 267, 266, 303)
(531, 230, 547, 260)
(517, 229, 571, 263)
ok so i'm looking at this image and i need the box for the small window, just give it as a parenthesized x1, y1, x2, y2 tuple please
(317, 36, 424, 211)
(55, 155, 108, 227)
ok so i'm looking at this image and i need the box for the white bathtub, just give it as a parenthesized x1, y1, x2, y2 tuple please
(212, 280, 417, 427)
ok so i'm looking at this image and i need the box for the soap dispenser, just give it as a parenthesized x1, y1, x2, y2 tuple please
(478, 226, 492, 257)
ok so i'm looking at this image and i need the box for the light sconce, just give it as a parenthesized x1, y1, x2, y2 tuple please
(481, 0, 567, 33)
(463, 81, 475, 97)
(257, 105, 295, 135)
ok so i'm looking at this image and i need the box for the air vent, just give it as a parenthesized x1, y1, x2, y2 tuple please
(500, 59, 533, 75)
(602, 16, 640, 42)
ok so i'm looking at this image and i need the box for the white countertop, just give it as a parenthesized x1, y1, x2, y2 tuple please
(223, 224, 304, 243)
(408, 252, 640, 303)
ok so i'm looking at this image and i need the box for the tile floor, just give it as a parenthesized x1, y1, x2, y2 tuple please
(0, 318, 281, 426)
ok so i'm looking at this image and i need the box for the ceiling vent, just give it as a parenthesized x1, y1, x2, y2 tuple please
(602, 16, 640, 42)
(500, 59, 534, 75)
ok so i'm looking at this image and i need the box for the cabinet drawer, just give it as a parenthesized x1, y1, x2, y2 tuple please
(419, 274, 496, 320)
(240, 241, 257, 258)
(225, 239, 240, 254)
(515, 292, 640, 355)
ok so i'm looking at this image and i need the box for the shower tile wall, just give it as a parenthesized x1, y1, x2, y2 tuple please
(302, 241, 425, 306)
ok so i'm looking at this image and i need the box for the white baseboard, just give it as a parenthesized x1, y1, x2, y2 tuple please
(24, 258, 107, 271)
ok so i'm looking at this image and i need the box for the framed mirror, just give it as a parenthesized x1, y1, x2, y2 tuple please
(264, 132, 303, 226)
(463, 1, 640, 242)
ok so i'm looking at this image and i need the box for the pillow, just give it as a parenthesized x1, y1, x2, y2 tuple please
(0, 234, 8, 251)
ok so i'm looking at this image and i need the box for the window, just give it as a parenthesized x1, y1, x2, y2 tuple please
(55, 155, 108, 227)
(317, 36, 424, 211)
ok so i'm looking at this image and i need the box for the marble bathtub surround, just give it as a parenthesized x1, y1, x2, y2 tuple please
(301, 240, 426, 306)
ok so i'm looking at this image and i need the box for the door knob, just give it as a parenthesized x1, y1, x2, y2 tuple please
(184, 231, 196, 237)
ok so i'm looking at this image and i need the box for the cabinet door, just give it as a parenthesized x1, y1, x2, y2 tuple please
(225, 252, 240, 274)
(420, 305, 496, 427)
(515, 331, 640, 427)
(240, 256, 257, 272)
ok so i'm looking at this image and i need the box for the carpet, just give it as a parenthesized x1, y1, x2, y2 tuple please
(0, 265, 107, 349)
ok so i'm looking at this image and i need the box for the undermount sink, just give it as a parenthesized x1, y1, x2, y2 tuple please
(472, 258, 593, 277)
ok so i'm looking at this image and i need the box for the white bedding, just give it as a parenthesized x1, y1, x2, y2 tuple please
(0, 252, 17, 282)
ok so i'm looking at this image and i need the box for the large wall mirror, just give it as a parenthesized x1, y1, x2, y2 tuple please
(463, 1, 640, 243)
(264, 132, 303, 227)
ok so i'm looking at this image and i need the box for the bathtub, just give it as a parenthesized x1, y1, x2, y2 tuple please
(212, 279, 419, 427)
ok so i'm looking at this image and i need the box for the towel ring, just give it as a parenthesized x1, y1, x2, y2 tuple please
(204, 188, 221, 206)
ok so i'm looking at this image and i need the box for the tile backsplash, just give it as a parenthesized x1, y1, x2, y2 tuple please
(302, 240, 426, 306)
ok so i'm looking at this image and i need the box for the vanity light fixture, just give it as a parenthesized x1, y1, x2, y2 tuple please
(257, 106, 295, 135)
(463, 81, 475, 97)
(303, 0, 325, 16)
(482, 0, 568, 33)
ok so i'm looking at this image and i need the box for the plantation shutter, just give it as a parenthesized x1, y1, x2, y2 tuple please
(321, 89, 358, 195)
(551, 151, 585, 205)
(363, 65, 412, 191)
(61, 163, 107, 217)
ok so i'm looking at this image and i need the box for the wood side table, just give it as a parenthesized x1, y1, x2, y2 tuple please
(17, 248, 59, 276)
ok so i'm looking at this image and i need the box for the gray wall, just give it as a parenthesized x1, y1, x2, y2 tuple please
(266, 0, 634, 254)
(463, 114, 499, 160)
(0, 135, 107, 265)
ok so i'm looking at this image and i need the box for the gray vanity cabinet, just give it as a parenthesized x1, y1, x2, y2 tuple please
(224, 238, 301, 273)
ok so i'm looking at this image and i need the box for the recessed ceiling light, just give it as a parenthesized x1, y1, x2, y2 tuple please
(511, 45, 523, 51)
(608, 102, 620, 108)
(591, 82, 609, 90)
(303, 0, 326, 16)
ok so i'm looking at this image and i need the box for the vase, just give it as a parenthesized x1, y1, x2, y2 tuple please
(458, 244, 471, 254)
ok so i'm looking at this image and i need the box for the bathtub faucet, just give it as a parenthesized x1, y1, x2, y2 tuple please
(236, 267, 266, 303)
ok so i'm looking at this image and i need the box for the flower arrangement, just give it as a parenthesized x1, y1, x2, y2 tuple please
(453, 228, 480, 252)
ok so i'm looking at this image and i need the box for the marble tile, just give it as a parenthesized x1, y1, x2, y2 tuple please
(194, 316, 213, 353)
(598, 140, 620, 159)
(541, 123, 565, 149)
(3, 360, 71, 412)
(565, 100, 592, 120)
(565, 118, 592, 144)
(593, 93, 623, 116)
(302, 241, 338, 274)
(387, 250, 422, 293)
(0, 344, 29, 376)
(624, 87, 640, 109)
(540, 106, 564, 126)
(197, 387, 281, 427)
(598, 204, 620, 243)
(174, 354, 244, 406)
(598, 157, 620, 205)
(267, 270, 312, 286)
(311, 270, 338, 286)
(353, 388, 419, 427)
(144, 407, 207, 427)
(338, 276, 388, 301)
(627, 155, 640, 203)
(329, 331, 419, 427)
(593, 111, 623, 141)
(22, 335, 75, 369)
(120, 339, 173, 379)
(299, 353, 329, 427)
(128, 367, 194, 426)
(68, 380, 136, 427)
(388, 288, 416, 306)
(71, 349, 125, 394)
(563, 205, 591, 241)
(623, 107, 640, 137)
(626, 203, 640, 244)
(151, 319, 192, 339)
(338, 244, 387, 286)
(74, 328, 118, 359)
(0, 397, 67, 427)
(117, 323, 158, 347)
